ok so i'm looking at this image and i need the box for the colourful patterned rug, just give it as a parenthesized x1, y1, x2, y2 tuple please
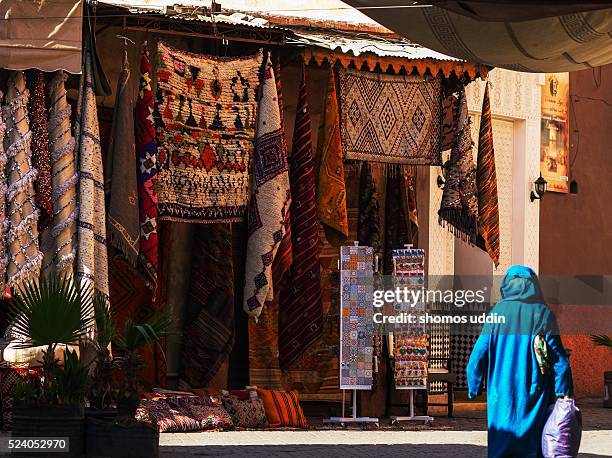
(338, 68, 442, 166)
(136, 43, 159, 288)
(154, 42, 262, 224)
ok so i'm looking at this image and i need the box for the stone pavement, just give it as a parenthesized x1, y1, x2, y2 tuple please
(160, 398, 612, 457)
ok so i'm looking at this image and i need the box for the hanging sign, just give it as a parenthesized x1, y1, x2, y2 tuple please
(540, 73, 570, 193)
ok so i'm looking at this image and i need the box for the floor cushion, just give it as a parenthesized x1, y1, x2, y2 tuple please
(137, 398, 199, 432)
(187, 404, 234, 430)
(221, 394, 268, 428)
(256, 389, 308, 428)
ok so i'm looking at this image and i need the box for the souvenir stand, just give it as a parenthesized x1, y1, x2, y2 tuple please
(389, 246, 433, 425)
(325, 242, 379, 426)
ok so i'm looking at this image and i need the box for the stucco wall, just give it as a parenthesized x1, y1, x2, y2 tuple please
(539, 64, 612, 398)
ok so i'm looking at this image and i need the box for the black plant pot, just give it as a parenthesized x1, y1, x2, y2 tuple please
(11, 402, 85, 457)
(85, 407, 117, 422)
(604, 371, 612, 409)
(116, 398, 140, 419)
(86, 417, 159, 458)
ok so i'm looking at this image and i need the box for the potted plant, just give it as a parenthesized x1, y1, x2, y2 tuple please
(86, 293, 117, 420)
(591, 335, 612, 408)
(86, 308, 171, 458)
(8, 275, 94, 457)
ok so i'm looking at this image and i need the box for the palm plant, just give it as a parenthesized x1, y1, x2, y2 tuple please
(113, 308, 172, 421)
(88, 293, 116, 410)
(7, 274, 94, 404)
(591, 335, 612, 349)
(56, 349, 89, 405)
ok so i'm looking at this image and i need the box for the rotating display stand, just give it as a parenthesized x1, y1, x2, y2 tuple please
(389, 245, 433, 425)
(325, 242, 379, 426)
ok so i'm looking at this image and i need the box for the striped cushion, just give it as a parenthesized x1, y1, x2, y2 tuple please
(257, 389, 307, 428)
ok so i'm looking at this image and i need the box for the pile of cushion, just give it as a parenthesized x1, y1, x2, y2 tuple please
(136, 387, 307, 432)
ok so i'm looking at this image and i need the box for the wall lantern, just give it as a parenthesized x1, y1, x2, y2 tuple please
(530, 174, 548, 202)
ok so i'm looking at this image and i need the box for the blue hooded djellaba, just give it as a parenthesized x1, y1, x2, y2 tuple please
(467, 265, 574, 458)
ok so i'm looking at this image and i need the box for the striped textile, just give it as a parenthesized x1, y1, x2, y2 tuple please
(271, 55, 292, 289)
(180, 224, 234, 388)
(476, 82, 500, 267)
(278, 63, 323, 370)
(135, 44, 159, 288)
(75, 47, 109, 297)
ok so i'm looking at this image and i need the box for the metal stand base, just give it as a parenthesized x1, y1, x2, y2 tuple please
(390, 388, 434, 425)
(325, 389, 380, 427)
(324, 417, 380, 425)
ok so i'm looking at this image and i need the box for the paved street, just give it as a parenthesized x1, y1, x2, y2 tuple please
(160, 398, 612, 457)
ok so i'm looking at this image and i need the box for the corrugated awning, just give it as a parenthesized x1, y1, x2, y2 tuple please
(0, 0, 83, 74)
(294, 30, 488, 79)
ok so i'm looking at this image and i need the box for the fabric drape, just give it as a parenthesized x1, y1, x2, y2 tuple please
(357, 162, 382, 252)
(243, 55, 291, 319)
(3, 71, 42, 288)
(278, 63, 323, 370)
(75, 47, 110, 297)
(41, 71, 78, 276)
(316, 68, 348, 239)
(181, 224, 234, 388)
(342, 2, 612, 72)
(475, 82, 500, 267)
(438, 87, 479, 243)
(26, 70, 53, 231)
(106, 51, 140, 267)
(135, 44, 160, 289)
(384, 167, 419, 274)
(0, 0, 82, 74)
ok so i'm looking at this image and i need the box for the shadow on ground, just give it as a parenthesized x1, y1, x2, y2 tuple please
(160, 444, 611, 457)
(161, 444, 489, 457)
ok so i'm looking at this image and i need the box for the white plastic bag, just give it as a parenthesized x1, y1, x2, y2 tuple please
(542, 398, 582, 458)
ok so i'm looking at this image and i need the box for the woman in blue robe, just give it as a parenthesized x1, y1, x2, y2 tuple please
(467, 265, 573, 458)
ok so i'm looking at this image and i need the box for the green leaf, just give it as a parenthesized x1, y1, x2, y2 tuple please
(591, 335, 612, 349)
(8, 274, 95, 348)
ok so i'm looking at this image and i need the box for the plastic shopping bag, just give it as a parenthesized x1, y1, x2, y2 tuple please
(542, 398, 582, 458)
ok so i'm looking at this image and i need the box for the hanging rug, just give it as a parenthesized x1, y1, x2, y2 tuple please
(338, 68, 442, 166)
(155, 42, 263, 223)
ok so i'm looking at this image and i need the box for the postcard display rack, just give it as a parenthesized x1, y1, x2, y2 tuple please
(325, 242, 379, 426)
(390, 246, 433, 424)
